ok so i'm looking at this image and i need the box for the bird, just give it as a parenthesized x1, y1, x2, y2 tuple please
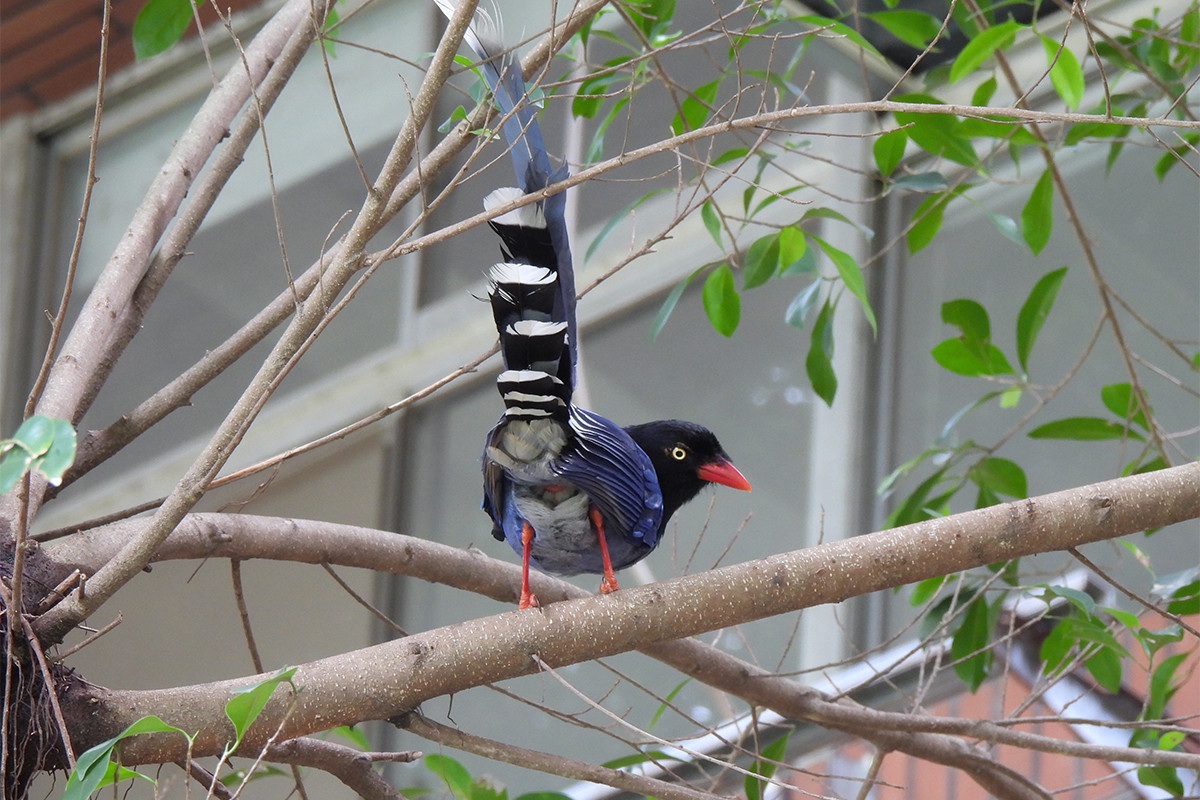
(436, 0, 751, 609)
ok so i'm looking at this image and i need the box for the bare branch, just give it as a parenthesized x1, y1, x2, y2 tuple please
(51, 463, 1199, 775)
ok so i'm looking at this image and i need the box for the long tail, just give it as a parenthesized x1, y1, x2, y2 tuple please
(435, 0, 578, 417)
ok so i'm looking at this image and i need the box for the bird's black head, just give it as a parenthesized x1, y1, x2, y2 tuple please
(625, 420, 751, 524)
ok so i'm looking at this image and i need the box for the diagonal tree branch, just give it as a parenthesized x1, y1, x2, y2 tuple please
(52, 463, 1200, 778)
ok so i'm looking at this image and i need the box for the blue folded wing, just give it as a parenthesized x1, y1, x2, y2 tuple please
(553, 407, 664, 548)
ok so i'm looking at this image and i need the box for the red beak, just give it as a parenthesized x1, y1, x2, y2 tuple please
(698, 460, 751, 492)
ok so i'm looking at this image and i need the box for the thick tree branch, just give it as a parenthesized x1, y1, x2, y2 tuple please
(52, 463, 1199, 774)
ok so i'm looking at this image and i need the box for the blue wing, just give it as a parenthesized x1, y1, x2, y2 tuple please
(554, 407, 664, 548)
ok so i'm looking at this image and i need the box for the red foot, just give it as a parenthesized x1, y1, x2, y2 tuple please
(519, 522, 539, 610)
(590, 507, 620, 595)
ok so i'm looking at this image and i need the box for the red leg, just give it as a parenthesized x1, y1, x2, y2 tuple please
(590, 507, 620, 595)
(519, 522, 539, 609)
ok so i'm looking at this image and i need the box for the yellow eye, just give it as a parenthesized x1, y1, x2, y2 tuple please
(670, 446, 688, 461)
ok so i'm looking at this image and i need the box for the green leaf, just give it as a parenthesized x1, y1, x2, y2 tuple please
(1020, 168, 1054, 255)
(12, 415, 54, 453)
(785, 281, 822, 329)
(1028, 417, 1144, 441)
(800, 206, 874, 239)
(794, 15, 885, 59)
(0, 416, 77, 494)
(320, 3, 340, 56)
(585, 188, 668, 263)
(1158, 730, 1185, 750)
(700, 201, 722, 246)
(437, 105, 468, 134)
(425, 754, 474, 800)
(893, 95, 978, 166)
(942, 298, 990, 344)
(951, 594, 994, 691)
(777, 226, 809, 273)
(866, 9, 943, 49)
(328, 725, 370, 751)
(670, 79, 720, 135)
(1015, 266, 1067, 373)
(949, 20, 1024, 83)
(745, 732, 790, 800)
(907, 189, 959, 253)
(986, 210, 1022, 243)
(1040, 35, 1084, 109)
(887, 466, 960, 527)
(811, 236, 877, 335)
(972, 75, 998, 106)
(712, 146, 750, 166)
(1145, 651, 1187, 720)
(1156, 570, 1200, 616)
(930, 340, 1013, 377)
(910, 574, 949, 606)
(648, 680, 690, 731)
(133, 0, 196, 60)
(742, 234, 780, 289)
(1085, 645, 1123, 693)
(1137, 623, 1185, 662)
(1137, 764, 1184, 796)
(1039, 584, 1095, 615)
(873, 129, 908, 177)
(63, 715, 188, 800)
(602, 750, 678, 770)
(781, 245, 817, 278)
(1155, 132, 1200, 180)
(702, 265, 740, 336)
(1040, 617, 1075, 674)
(1100, 383, 1149, 430)
(226, 666, 297, 748)
(892, 172, 950, 193)
(650, 269, 700, 341)
(805, 298, 838, 406)
(584, 96, 629, 164)
(1064, 118, 1132, 146)
(1102, 605, 1141, 632)
(969, 457, 1027, 498)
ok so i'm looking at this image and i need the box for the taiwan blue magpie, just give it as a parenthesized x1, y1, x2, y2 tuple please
(436, 0, 751, 608)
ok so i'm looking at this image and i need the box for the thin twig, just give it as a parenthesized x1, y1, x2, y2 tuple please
(1069, 547, 1200, 640)
(321, 564, 407, 636)
(52, 612, 122, 661)
(231, 560, 265, 672)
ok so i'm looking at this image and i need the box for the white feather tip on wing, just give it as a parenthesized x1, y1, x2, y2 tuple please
(488, 262, 555, 286)
(484, 187, 547, 229)
(506, 319, 567, 337)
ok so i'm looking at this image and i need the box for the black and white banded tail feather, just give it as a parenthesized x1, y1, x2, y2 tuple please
(436, 0, 580, 411)
(488, 262, 572, 420)
(432, 0, 574, 284)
